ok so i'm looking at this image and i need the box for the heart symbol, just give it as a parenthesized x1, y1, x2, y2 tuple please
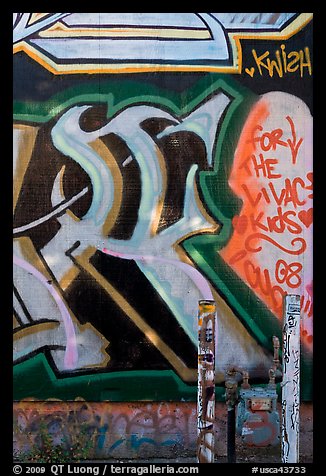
(232, 215, 248, 235)
(298, 208, 313, 228)
(245, 67, 255, 77)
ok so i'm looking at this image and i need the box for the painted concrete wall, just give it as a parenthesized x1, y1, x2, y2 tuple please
(13, 13, 313, 460)
(13, 401, 313, 460)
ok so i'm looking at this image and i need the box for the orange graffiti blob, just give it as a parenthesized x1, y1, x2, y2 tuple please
(220, 96, 312, 348)
(220, 99, 286, 313)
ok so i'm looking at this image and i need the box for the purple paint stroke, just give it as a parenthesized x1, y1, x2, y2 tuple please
(102, 247, 213, 300)
(13, 255, 78, 369)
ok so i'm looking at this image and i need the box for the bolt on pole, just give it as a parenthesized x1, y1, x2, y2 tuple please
(281, 294, 301, 463)
(197, 299, 216, 463)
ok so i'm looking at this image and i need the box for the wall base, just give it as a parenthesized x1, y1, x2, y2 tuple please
(13, 401, 313, 462)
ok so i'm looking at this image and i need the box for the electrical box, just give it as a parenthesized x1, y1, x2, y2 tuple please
(236, 386, 280, 447)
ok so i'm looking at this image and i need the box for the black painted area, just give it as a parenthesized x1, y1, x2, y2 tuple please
(235, 20, 313, 114)
(141, 117, 209, 232)
(14, 119, 92, 249)
(13, 51, 206, 103)
(14, 120, 62, 248)
(155, 130, 208, 232)
(79, 104, 109, 132)
(85, 251, 197, 369)
(100, 133, 141, 240)
(65, 265, 183, 371)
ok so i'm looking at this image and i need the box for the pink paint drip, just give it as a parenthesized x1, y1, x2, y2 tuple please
(13, 255, 78, 370)
(306, 281, 313, 298)
(102, 248, 213, 300)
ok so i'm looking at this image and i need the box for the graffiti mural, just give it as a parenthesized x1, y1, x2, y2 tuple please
(13, 400, 198, 459)
(13, 13, 313, 404)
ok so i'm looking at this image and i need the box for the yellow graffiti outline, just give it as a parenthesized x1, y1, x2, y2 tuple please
(39, 22, 211, 40)
(29, 13, 51, 25)
(13, 314, 20, 329)
(150, 145, 168, 237)
(89, 138, 124, 237)
(13, 124, 39, 212)
(14, 320, 60, 340)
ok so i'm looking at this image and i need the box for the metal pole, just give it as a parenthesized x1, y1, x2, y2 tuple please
(281, 294, 301, 463)
(227, 406, 236, 463)
(197, 299, 216, 463)
(225, 370, 239, 464)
